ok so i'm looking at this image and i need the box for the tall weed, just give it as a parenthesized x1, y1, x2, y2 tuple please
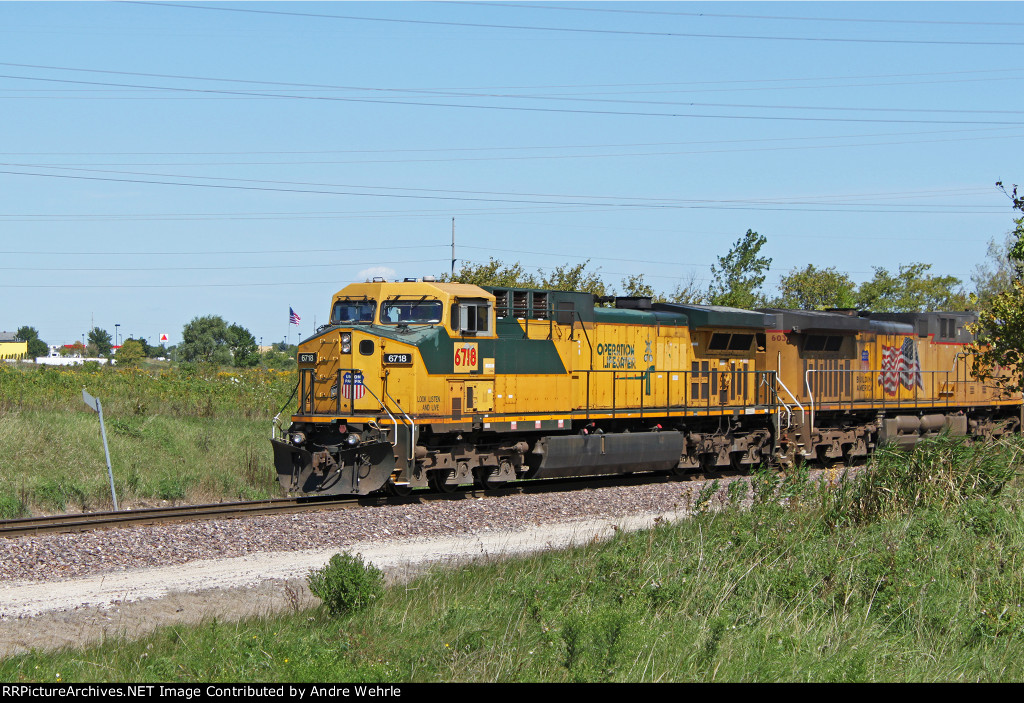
(821, 435, 1024, 528)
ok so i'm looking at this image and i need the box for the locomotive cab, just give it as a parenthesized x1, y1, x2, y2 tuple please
(272, 279, 498, 495)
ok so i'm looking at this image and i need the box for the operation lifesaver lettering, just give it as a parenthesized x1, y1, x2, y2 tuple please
(596, 343, 636, 369)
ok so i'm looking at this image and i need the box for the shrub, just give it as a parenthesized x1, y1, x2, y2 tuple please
(307, 552, 384, 617)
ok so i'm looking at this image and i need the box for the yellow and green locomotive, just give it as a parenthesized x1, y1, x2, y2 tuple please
(270, 279, 1022, 495)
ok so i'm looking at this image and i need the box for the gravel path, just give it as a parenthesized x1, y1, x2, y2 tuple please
(0, 479, 712, 657)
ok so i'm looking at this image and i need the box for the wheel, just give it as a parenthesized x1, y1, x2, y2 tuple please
(816, 446, 840, 469)
(730, 451, 746, 472)
(428, 469, 458, 493)
(731, 446, 763, 473)
(475, 466, 508, 490)
(667, 456, 696, 478)
(700, 452, 720, 472)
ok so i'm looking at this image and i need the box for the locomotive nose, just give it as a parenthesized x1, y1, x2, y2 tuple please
(271, 436, 395, 496)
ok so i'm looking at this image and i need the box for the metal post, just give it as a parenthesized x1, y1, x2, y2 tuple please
(82, 388, 118, 511)
(666, 371, 671, 411)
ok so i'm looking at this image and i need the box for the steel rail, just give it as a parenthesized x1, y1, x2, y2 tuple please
(0, 470, 710, 539)
(0, 496, 363, 539)
(0, 462, 804, 540)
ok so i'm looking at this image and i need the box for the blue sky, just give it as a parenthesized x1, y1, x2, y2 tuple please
(2, 1, 1023, 348)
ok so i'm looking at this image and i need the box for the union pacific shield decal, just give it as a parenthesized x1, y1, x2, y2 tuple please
(342, 372, 366, 400)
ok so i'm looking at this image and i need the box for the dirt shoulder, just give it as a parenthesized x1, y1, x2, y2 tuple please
(0, 511, 681, 658)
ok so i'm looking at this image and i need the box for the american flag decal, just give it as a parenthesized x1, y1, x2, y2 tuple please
(341, 372, 365, 400)
(879, 338, 923, 396)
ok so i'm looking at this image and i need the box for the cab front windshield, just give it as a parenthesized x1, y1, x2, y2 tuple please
(331, 299, 376, 324)
(380, 299, 443, 325)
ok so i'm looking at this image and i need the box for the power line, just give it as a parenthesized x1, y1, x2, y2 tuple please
(0, 241, 987, 278)
(3, 68, 1022, 125)
(0, 166, 1007, 214)
(131, 2, 1024, 47)
(0, 244, 448, 256)
(0, 278, 439, 289)
(0, 125, 1019, 157)
(2, 63, 1022, 96)
(1, 162, 997, 204)
(462, 2, 1024, 29)
(0, 258, 453, 273)
(0, 262, 976, 288)
(7, 127, 1022, 167)
(2, 63, 1024, 115)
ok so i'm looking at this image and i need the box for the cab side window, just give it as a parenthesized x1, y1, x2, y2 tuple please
(452, 300, 491, 335)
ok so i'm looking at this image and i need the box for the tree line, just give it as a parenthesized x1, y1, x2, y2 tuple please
(9, 317, 295, 370)
(443, 227, 1007, 314)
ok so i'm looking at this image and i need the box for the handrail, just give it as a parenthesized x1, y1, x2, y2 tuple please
(354, 380, 399, 446)
(384, 388, 416, 464)
(803, 367, 977, 434)
(580, 367, 771, 416)
(761, 372, 792, 429)
(804, 369, 815, 433)
(570, 310, 594, 419)
(773, 374, 804, 427)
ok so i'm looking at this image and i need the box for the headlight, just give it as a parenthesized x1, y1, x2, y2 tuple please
(291, 432, 306, 446)
(341, 342, 352, 353)
(341, 333, 352, 354)
(345, 433, 361, 447)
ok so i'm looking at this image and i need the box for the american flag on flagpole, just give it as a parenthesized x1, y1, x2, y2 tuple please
(289, 307, 301, 325)
(879, 338, 923, 395)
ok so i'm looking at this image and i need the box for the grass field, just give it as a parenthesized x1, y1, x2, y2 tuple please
(0, 363, 296, 516)
(1, 436, 1022, 682)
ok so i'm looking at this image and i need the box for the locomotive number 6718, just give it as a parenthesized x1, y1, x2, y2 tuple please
(271, 278, 1022, 496)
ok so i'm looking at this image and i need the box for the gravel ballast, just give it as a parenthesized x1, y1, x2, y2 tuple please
(0, 479, 708, 657)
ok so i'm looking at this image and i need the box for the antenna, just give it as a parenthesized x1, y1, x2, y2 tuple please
(451, 217, 456, 277)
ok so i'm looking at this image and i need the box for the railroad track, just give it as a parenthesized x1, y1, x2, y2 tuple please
(0, 470, 734, 539)
(0, 496, 365, 538)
